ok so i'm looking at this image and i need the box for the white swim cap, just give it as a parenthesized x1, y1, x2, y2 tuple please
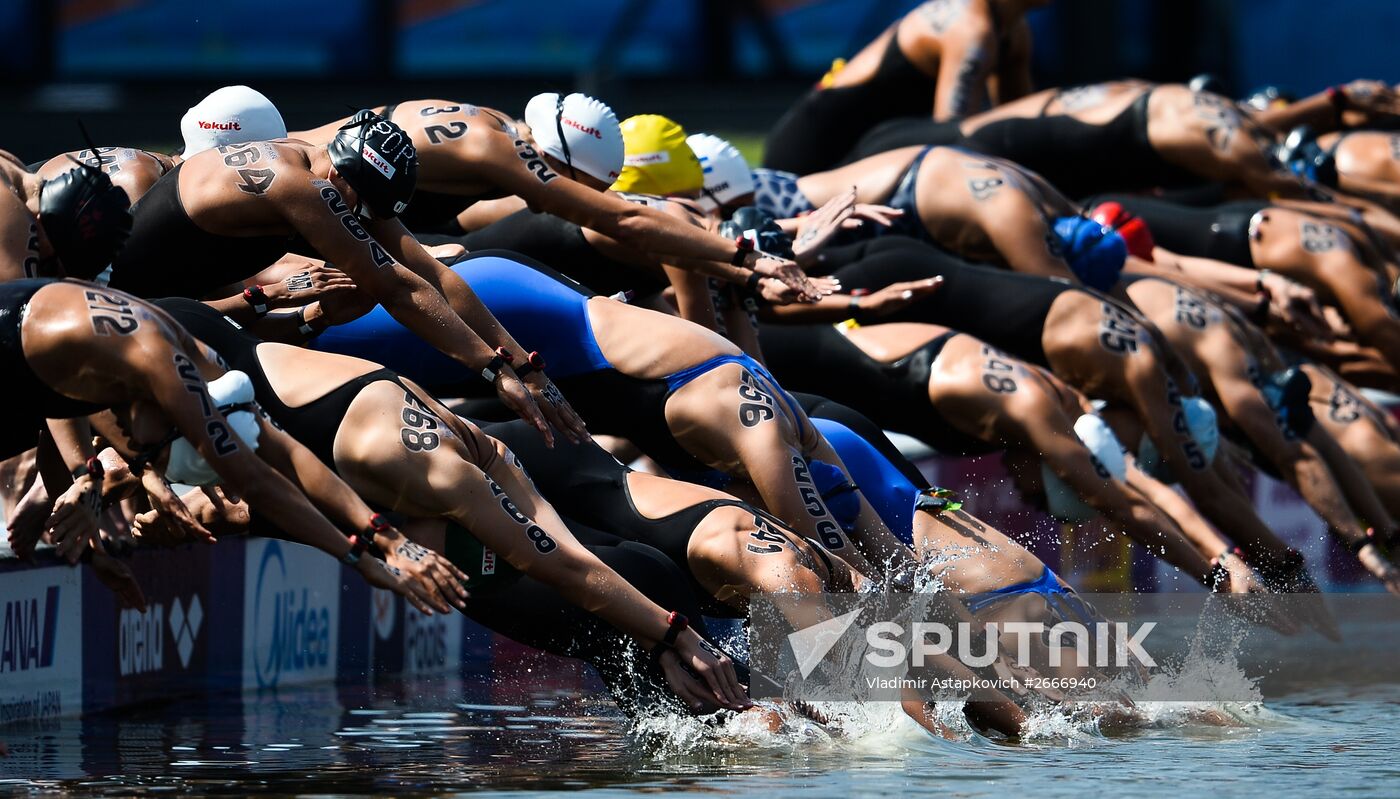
(180, 86, 287, 157)
(166, 371, 262, 486)
(1041, 414, 1127, 522)
(687, 133, 755, 212)
(523, 92, 624, 183)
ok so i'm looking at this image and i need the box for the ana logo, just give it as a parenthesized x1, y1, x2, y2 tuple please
(0, 587, 59, 674)
(169, 594, 203, 669)
(198, 120, 241, 131)
(361, 144, 396, 180)
(252, 541, 331, 688)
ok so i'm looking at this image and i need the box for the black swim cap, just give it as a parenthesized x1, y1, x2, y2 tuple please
(1188, 73, 1229, 96)
(37, 162, 132, 278)
(327, 110, 417, 220)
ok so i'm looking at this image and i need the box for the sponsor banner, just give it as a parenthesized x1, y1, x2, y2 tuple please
(242, 539, 340, 690)
(0, 566, 81, 724)
(402, 606, 463, 676)
(82, 545, 214, 710)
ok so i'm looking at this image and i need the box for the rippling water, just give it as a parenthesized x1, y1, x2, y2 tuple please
(2, 660, 1397, 798)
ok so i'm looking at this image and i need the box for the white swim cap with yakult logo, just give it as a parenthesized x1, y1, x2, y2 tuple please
(523, 92, 624, 183)
(180, 85, 287, 157)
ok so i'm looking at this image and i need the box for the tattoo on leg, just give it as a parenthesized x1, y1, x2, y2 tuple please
(84, 288, 139, 336)
(1300, 220, 1342, 253)
(979, 345, 1018, 393)
(1098, 302, 1142, 355)
(737, 370, 777, 427)
(400, 390, 443, 452)
(1328, 382, 1362, 423)
(746, 514, 794, 555)
(1173, 286, 1210, 330)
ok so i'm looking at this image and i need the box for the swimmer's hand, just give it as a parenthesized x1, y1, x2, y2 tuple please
(792, 188, 860, 263)
(309, 289, 379, 328)
(852, 277, 943, 318)
(132, 475, 218, 548)
(381, 532, 471, 613)
(753, 255, 835, 303)
(658, 630, 752, 712)
(519, 370, 590, 447)
(755, 274, 843, 305)
(1357, 543, 1400, 597)
(355, 556, 441, 617)
(89, 547, 147, 613)
(264, 262, 359, 307)
(1337, 80, 1400, 119)
(1258, 272, 1330, 341)
(44, 472, 104, 564)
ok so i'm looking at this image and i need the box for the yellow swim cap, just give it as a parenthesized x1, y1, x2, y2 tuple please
(612, 114, 703, 196)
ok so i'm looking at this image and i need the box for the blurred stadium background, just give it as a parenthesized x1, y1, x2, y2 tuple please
(0, 0, 1396, 164)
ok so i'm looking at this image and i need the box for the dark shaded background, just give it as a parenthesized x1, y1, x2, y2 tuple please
(0, 0, 1395, 162)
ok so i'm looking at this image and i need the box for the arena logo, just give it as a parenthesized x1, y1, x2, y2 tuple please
(249, 540, 336, 689)
(198, 120, 240, 131)
(118, 593, 202, 676)
(0, 586, 59, 674)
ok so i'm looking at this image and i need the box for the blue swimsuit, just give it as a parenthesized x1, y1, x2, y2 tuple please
(313, 251, 797, 486)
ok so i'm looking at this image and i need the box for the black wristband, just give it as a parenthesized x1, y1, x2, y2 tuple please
(745, 271, 762, 294)
(296, 306, 323, 339)
(242, 285, 270, 318)
(479, 347, 514, 384)
(663, 610, 689, 647)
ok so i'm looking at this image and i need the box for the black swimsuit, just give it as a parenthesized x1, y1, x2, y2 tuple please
(811, 237, 1069, 366)
(108, 163, 298, 299)
(761, 324, 998, 456)
(419, 209, 667, 298)
(154, 298, 408, 467)
(961, 88, 1202, 198)
(1085, 194, 1265, 268)
(485, 420, 755, 618)
(0, 279, 110, 459)
(764, 27, 937, 175)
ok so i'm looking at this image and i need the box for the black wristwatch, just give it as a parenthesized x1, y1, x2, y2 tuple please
(242, 284, 270, 318)
(71, 455, 104, 482)
(340, 533, 371, 565)
(731, 234, 755, 267)
(513, 350, 547, 380)
(480, 347, 514, 384)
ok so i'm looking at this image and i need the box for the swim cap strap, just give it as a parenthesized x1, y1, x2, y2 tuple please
(554, 94, 577, 181)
